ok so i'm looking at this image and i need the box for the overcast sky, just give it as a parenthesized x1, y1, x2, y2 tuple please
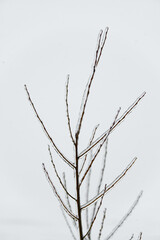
(0, 0, 160, 239)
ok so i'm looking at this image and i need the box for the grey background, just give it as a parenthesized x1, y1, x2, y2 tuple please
(0, 0, 160, 239)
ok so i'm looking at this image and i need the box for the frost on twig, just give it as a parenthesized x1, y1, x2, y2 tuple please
(104, 191, 143, 240)
(25, 85, 75, 169)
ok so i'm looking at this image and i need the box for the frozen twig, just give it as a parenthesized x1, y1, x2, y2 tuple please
(75, 28, 109, 138)
(80, 108, 120, 186)
(85, 150, 94, 240)
(98, 208, 107, 240)
(24, 85, 75, 169)
(104, 191, 143, 240)
(65, 75, 75, 145)
(91, 140, 108, 226)
(79, 124, 99, 175)
(63, 172, 77, 227)
(81, 157, 137, 210)
(79, 92, 146, 159)
(129, 234, 134, 240)
(48, 145, 76, 201)
(83, 185, 107, 239)
(42, 163, 78, 220)
(61, 206, 77, 240)
(137, 232, 142, 240)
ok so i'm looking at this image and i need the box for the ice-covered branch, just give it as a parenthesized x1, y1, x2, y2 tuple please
(75, 28, 109, 138)
(104, 191, 143, 240)
(42, 163, 78, 220)
(81, 157, 137, 210)
(24, 85, 75, 169)
(65, 75, 75, 145)
(48, 145, 76, 201)
(79, 92, 146, 159)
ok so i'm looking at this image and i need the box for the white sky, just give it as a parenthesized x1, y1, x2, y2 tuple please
(0, 0, 160, 239)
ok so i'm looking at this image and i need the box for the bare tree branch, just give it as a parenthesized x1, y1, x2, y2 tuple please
(42, 163, 78, 220)
(98, 208, 107, 240)
(81, 157, 137, 210)
(24, 85, 75, 169)
(79, 92, 146, 159)
(61, 206, 77, 240)
(48, 145, 76, 201)
(104, 191, 143, 240)
(65, 75, 76, 145)
(83, 185, 107, 239)
(75, 28, 109, 138)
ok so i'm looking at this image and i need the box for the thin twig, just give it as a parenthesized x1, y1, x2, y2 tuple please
(83, 185, 107, 239)
(24, 85, 75, 169)
(63, 172, 77, 227)
(80, 108, 120, 186)
(79, 124, 99, 175)
(75, 28, 109, 137)
(60, 206, 77, 240)
(85, 150, 94, 240)
(48, 145, 76, 201)
(98, 208, 107, 240)
(104, 191, 143, 240)
(129, 234, 134, 240)
(79, 92, 146, 159)
(65, 75, 75, 145)
(137, 232, 142, 240)
(42, 163, 78, 220)
(81, 157, 137, 210)
(91, 139, 108, 223)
